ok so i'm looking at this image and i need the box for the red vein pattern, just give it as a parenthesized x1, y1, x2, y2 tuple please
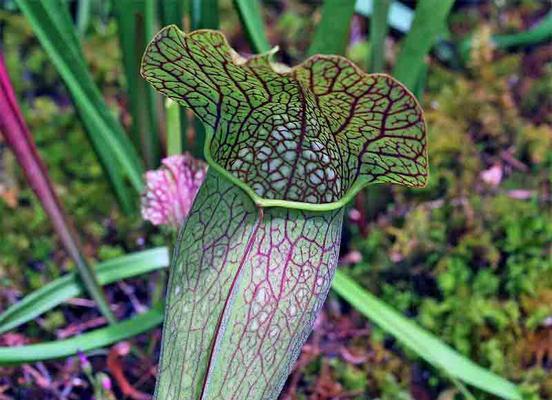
(155, 170, 343, 399)
(141, 26, 428, 206)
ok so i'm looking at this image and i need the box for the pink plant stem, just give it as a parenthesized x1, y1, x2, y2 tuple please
(0, 54, 77, 261)
(0, 53, 116, 324)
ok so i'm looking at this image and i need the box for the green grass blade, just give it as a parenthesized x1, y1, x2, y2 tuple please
(392, 0, 454, 90)
(191, 0, 218, 30)
(143, 0, 162, 167)
(160, 0, 185, 26)
(189, 0, 218, 157)
(0, 305, 164, 364)
(113, 0, 161, 168)
(233, 0, 270, 53)
(76, 0, 92, 37)
(308, 0, 356, 56)
(112, 0, 142, 151)
(460, 11, 552, 60)
(0, 248, 169, 334)
(160, 0, 189, 153)
(16, 0, 144, 211)
(332, 271, 522, 400)
(492, 11, 552, 48)
(369, 0, 391, 72)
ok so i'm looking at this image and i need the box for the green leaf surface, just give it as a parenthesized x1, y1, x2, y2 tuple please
(332, 271, 522, 400)
(16, 0, 144, 212)
(0, 305, 163, 364)
(392, 0, 454, 90)
(233, 0, 271, 53)
(141, 27, 428, 211)
(155, 170, 343, 399)
(308, 0, 356, 56)
(0, 248, 169, 334)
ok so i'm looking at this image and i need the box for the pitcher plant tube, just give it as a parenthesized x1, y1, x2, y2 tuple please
(141, 26, 428, 400)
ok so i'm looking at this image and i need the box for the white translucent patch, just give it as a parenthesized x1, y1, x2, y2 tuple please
(302, 150, 316, 161)
(237, 147, 253, 162)
(256, 287, 268, 303)
(296, 287, 308, 300)
(253, 265, 264, 280)
(249, 320, 259, 332)
(288, 304, 297, 318)
(231, 159, 243, 169)
(251, 302, 261, 315)
(280, 164, 291, 177)
(257, 146, 271, 161)
(270, 179, 287, 191)
(325, 167, 336, 180)
(269, 326, 279, 339)
(268, 158, 283, 172)
(258, 311, 269, 323)
(309, 174, 322, 185)
(311, 140, 324, 151)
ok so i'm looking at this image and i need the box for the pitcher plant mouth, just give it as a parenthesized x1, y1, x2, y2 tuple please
(141, 25, 428, 212)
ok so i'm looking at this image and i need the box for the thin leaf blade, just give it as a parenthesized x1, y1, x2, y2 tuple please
(113, 0, 162, 167)
(332, 271, 522, 400)
(16, 0, 144, 211)
(0, 248, 169, 334)
(369, 0, 391, 72)
(0, 305, 163, 364)
(233, 0, 271, 53)
(308, 0, 356, 56)
(392, 0, 454, 90)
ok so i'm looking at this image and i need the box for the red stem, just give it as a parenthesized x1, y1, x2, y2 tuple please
(0, 53, 115, 324)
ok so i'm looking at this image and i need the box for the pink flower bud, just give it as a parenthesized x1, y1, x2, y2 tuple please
(101, 375, 112, 390)
(141, 154, 207, 227)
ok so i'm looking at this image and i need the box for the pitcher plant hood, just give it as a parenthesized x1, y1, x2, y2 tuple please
(141, 26, 428, 211)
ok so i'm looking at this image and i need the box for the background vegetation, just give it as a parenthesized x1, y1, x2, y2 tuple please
(0, 0, 550, 399)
